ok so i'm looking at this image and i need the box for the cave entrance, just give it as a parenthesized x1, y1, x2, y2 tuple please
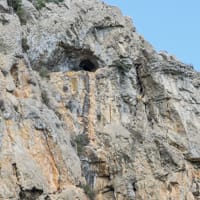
(79, 59, 98, 72)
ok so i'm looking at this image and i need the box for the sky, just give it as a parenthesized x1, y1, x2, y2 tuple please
(103, 0, 200, 71)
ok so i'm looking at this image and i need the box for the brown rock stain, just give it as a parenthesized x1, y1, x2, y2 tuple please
(5, 120, 15, 143)
(88, 72, 96, 142)
(31, 129, 60, 191)
(71, 77, 78, 93)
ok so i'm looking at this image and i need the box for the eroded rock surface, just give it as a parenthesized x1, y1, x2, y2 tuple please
(0, 0, 200, 199)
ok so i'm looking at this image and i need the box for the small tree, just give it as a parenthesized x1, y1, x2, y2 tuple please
(7, 0, 22, 12)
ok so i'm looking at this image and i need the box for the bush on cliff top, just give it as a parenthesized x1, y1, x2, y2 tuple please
(30, 0, 64, 10)
(8, 0, 64, 12)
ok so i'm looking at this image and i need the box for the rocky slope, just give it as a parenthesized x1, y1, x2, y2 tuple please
(0, 0, 200, 199)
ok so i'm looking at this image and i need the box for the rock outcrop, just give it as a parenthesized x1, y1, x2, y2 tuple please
(0, 0, 200, 199)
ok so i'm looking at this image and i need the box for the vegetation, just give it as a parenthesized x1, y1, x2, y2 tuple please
(7, 0, 65, 24)
(41, 90, 50, 106)
(7, 0, 65, 14)
(29, 0, 64, 10)
(7, 0, 22, 12)
(7, 0, 26, 24)
(74, 134, 90, 156)
(82, 184, 95, 200)
(21, 38, 30, 52)
(0, 99, 5, 112)
(47, 0, 64, 3)
(38, 67, 50, 79)
(34, 0, 46, 10)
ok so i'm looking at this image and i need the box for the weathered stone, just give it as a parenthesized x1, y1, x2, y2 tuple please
(0, 0, 9, 12)
(0, 0, 200, 199)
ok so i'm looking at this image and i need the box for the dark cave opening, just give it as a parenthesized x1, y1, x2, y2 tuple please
(19, 187, 43, 200)
(79, 59, 97, 72)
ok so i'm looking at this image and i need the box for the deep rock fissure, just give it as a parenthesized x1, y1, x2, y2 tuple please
(10, 63, 19, 87)
(79, 59, 97, 72)
(12, 163, 43, 200)
(19, 187, 43, 200)
(135, 63, 145, 96)
(57, 42, 100, 72)
(12, 163, 20, 183)
(42, 128, 61, 191)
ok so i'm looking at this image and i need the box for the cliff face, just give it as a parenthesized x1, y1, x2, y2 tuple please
(0, 0, 200, 199)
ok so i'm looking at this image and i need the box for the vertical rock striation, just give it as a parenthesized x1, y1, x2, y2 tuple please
(0, 0, 200, 199)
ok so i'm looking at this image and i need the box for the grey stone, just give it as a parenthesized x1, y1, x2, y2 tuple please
(0, 0, 200, 199)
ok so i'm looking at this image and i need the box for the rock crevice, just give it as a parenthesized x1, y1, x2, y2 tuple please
(0, 0, 200, 199)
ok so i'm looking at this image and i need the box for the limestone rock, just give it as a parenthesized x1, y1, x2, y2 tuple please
(20, 0, 39, 23)
(0, 0, 200, 199)
(0, 0, 9, 12)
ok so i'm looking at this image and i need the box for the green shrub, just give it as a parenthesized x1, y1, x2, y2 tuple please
(7, 0, 22, 12)
(74, 134, 89, 156)
(39, 67, 50, 79)
(0, 99, 5, 112)
(82, 184, 95, 200)
(8, 0, 65, 12)
(22, 38, 30, 52)
(29, 0, 64, 10)
(35, 0, 46, 10)
(41, 90, 49, 106)
(7, 0, 26, 24)
(47, 0, 64, 3)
